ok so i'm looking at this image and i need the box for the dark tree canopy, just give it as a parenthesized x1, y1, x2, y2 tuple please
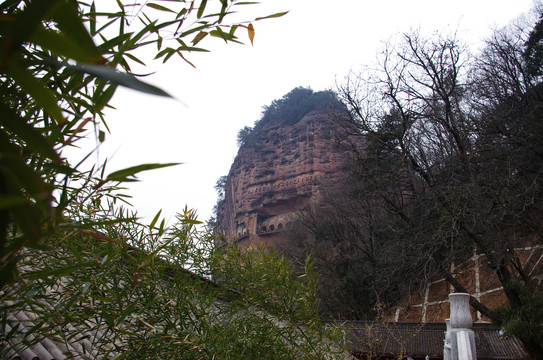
(258, 87, 339, 127)
(524, 13, 543, 79)
(236, 87, 342, 147)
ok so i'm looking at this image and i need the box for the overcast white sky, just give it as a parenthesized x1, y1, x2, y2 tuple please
(84, 0, 535, 225)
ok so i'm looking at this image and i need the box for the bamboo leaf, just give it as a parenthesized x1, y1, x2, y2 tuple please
(0, 196, 27, 210)
(62, 63, 172, 98)
(0, 154, 51, 202)
(181, 218, 203, 225)
(116, 300, 140, 326)
(255, 11, 289, 21)
(247, 23, 255, 45)
(3, 0, 62, 57)
(0, 260, 19, 290)
(147, 3, 176, 13)
(29, 27, 98, 63)
(192, 31, 208, 45)
(197, 0, 207, 19)
(176, 51, 196, 68)
(155, 48, 175, 60)
(94, 84, 118, 111)
(174, 39, 210, 52)
(98, 32, 132, 53)
(218, 0, 228, 23)
(179, 23, 209, 38)
(176, 7, 187, 20)
(150, 210, 162, 230)
(7, 65, 65, 125)
(61, 218, 137, 230)
(106, 163, 181, 182)
(10, 203, 42, 244)
(158, 218, 165, 236)
(210, 27, 236, 42)
(157, 35, 163, 50)
(0, 102, 60, 162)
(89, 2, 96, 36)
(124, 52, 147, 66)
(49, 1, 104, 64)
(23, 261, 95, 280)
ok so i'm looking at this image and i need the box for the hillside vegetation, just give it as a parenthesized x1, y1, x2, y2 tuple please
(236, 87, 341, 147)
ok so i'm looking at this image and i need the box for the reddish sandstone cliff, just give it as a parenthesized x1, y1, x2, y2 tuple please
(216, 109, 347, 249)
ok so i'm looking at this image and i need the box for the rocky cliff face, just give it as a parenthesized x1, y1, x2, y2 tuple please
(216, 109, 347, 249)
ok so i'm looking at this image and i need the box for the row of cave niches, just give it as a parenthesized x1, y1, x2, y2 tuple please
(236, 222, 294, 240)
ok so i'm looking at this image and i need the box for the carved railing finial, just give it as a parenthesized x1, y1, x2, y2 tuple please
(446, 293, 476, 360)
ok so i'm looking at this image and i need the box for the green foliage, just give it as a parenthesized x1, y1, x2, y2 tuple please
(496, 281, 543, 357)
(0, 1, 340, 358)
(211, 246, 345, 359)
(237, 87, 342, 147)
(259, 87, 340, 128)
(0, 194, 345, 359)
(236, 125, 254, 147)
(211, 175, 228, 223)
(0, 0, 286, 287)
(214, 175, 228, 200)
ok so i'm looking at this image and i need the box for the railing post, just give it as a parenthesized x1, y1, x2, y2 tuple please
(447, 293, 476, 360)
(444, 318, 452, 360)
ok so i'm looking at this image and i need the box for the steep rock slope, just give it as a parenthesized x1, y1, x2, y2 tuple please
(216, 109, 347, 249)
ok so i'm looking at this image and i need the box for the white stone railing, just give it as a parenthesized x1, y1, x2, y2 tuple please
(444, 293, 476, 360)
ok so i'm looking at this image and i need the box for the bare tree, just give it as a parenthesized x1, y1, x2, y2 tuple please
(327, 18, 543, 358)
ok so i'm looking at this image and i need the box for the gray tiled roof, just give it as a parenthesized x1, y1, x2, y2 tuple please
(339, 321, 529, 360)
(1, 255, 224, 359)
(2, 315, 531, 360)
(1, 307, 116, 359)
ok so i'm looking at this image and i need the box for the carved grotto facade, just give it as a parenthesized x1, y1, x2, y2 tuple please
(216, 109, 348, 250)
